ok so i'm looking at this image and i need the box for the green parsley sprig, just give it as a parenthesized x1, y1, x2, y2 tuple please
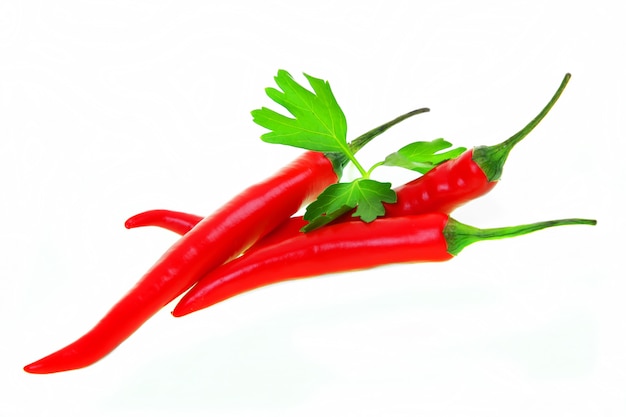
(252, 70, 465, 232)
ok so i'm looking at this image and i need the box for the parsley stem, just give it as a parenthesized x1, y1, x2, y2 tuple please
(347, 151, 370, 178)
(366, 161, 385, 177)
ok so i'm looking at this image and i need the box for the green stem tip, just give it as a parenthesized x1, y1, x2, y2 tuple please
(472, 73, 571, 182)
(444, 216, 596, 256)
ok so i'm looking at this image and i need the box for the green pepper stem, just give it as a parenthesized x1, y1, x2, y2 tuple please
(348, 108, 431, 153)
(444, 217, 596, 256)
(472, 73, 571, 182)
(325, 108, 430, 177)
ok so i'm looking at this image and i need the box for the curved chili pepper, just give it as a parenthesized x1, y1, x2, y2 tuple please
(127, 74, 572, 247)
(125, 210, 203, 235)
(24, 152, 336, 374)
(125, 208, 307, 248)
(23, 109, 428, 374)
(172, 213, 596, 316)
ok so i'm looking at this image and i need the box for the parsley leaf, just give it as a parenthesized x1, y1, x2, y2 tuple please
(381, 138, 466, 174)
(301, 179, 396, 232)
(251, 70, 349, 154)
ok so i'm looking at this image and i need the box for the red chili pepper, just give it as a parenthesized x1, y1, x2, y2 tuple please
(22, 152, 334, 374)
(384, 73, 571, 216)
(23, 109, 426, 374)
(171, 213, 596, 316)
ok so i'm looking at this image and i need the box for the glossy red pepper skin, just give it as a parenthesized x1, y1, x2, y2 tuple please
(172, 213, 452, 316)
(24, 151, 339, 374)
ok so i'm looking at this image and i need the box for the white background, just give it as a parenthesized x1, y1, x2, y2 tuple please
(1, 1, 624, 416)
